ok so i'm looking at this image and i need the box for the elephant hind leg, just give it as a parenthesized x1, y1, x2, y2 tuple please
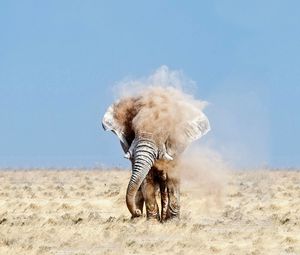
(166, 174, 180, 220)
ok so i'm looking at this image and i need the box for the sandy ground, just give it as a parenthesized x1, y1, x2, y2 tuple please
(0, 169, 299, 255)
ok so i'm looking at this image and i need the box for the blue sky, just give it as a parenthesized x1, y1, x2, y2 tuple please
(0, 1, 299, 168)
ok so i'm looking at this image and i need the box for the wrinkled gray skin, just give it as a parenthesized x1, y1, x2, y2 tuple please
(102, 101, 210, 221)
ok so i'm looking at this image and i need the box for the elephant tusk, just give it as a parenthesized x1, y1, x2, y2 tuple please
(163, 153, 173, 161)
(159, 143, 174, 161)
(124, 152, 131, 159)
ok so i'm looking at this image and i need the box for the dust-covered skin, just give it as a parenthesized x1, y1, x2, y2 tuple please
(128, 157, 180, 221)
(139, 166, 180, 221)
(0, 169, 300, 255)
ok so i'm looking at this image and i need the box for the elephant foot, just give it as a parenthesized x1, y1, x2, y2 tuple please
(145, 203, 160, 221)
(166, 201, 180, 220)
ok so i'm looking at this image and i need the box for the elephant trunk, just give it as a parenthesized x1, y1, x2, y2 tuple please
(126, 137, 158, 217)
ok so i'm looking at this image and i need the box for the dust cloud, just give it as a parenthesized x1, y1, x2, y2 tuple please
(112, 66, 271, 170)
(205, 82, 270, 169)
(178, 145, 231, 212)
(112, 66, 231, 207)
(112, 66, 208, 146)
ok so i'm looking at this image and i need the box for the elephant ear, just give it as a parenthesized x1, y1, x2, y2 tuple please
(164, 111, 211, 159)
(182, 111, 211, 143)
(102, 104, 129, 152)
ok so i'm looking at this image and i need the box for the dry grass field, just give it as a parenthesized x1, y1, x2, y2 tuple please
(0, 169, 299, 255)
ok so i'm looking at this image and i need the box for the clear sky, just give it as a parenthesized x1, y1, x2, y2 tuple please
(1, 1, 299, 168)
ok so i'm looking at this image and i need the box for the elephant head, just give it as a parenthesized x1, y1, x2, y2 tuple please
(102, 88, 210, 217)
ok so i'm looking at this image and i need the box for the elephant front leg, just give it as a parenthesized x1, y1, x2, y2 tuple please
(156, 171, 168, 222)
(141, 168, 160, 220)
(166, 173, 180, 220)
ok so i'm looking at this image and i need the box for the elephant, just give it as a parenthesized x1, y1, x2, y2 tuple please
(102, 87, 210, 221)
